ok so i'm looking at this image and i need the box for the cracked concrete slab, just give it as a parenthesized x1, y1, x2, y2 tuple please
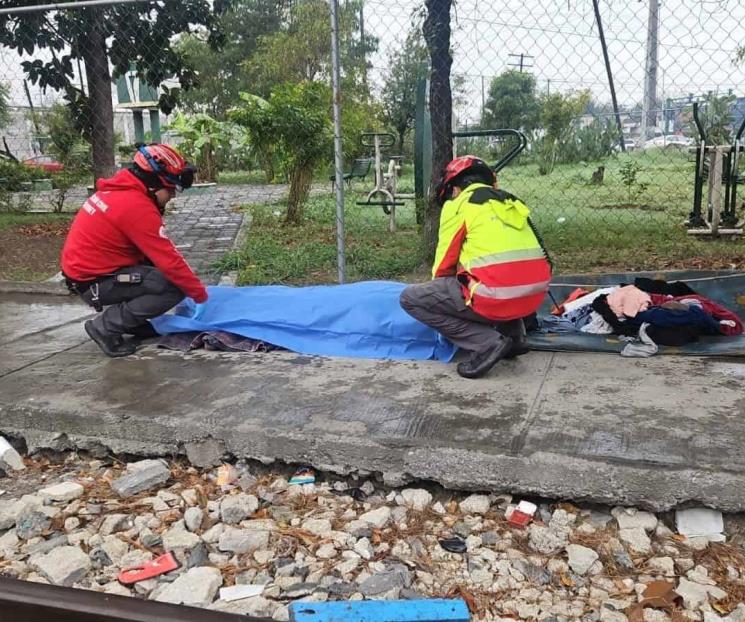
(2, 294, 745, 511)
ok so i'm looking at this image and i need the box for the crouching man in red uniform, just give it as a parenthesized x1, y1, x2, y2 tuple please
(61, 144, 208, 358)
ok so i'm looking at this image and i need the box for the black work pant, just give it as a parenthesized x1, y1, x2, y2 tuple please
(400, 277, 524, 353)
(78, 266, 185, 337)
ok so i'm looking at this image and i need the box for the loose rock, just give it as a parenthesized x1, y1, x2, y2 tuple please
(39, 482, 85, 502)
(155, 566, 222, 607)
(566, 544, 599, 576)
(218, 527, 269, 554)
(459, 494, 491, 515)
(220, 494, 259, 524)
(31, 546, 91, 587)
(619, 527, 652, 555)
(111, 460, 169, 498)
(358, 506, 391, 529)
(400, 489, 432, 511)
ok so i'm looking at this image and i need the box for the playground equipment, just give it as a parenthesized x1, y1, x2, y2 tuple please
(452, 128, 528, 173)
(356, 132, 414, 232)
(687, 102, 745, 236)
(357, 126, 527, 234)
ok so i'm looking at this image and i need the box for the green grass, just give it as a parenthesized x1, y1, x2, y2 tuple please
(219, 195, 424, 285)
(499, 149, 745, 273)
(221, 149, 745, 285)
(218, 170, 278, 185)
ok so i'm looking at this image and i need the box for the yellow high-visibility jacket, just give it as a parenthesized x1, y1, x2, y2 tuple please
(432, 183, 551, 321)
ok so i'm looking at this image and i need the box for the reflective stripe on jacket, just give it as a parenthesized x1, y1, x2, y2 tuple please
(432, 183, 551, 321)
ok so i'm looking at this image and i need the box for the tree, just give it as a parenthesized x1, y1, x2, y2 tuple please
(537, 90, 590, 175)
(481, 70, 540, 132)
(174, 0, 289, 118)
(167, 112, 233, 183)
(687, 92, 735, 146)
(0, 1, 223, 180)
(245, 0, 377, 98)
(422, 0, 453, 261)
(231, 82, 333, 225)
(381, 25, 429, 153)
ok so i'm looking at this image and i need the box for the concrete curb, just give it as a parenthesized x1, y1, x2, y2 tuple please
(0, 281, 71, 297)
(216, 209, 252, 287)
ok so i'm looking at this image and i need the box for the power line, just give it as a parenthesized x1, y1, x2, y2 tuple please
(507, 53, 534, 73)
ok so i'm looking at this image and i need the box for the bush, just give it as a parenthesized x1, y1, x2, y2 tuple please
(0, 159, 45, 191)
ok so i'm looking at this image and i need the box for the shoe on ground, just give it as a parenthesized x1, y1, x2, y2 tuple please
(127, 322, 159, 340)
(84, 320, 136, 358)
(504, 338, 529, 360)
(457, 336, 514, 379)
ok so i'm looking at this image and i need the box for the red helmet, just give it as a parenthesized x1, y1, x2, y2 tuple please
(133, 143, 194, 190)
(436, 155, 495, 202)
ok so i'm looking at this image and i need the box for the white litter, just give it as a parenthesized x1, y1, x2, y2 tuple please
(675, 508, 725, 542)
(218, 584, 265, 602)
(0, 437, 25, 471)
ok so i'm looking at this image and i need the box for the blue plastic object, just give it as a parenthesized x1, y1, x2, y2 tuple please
(151, 281, 456, 362)
(289, 599, 471, 622)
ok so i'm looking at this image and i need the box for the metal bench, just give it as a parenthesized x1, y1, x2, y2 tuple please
(329, 158, 373, 189)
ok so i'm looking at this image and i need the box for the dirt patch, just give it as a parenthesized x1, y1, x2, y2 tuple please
(0, 217, 71, 281)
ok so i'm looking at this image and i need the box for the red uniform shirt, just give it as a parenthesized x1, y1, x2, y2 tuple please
(61, 169, 208, 303)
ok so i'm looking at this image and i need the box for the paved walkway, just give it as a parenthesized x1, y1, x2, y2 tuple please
(165, 185, 288, 284)
(2, 293, 745, 512)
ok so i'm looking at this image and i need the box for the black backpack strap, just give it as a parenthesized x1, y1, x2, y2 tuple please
(468, 187, 523, 205)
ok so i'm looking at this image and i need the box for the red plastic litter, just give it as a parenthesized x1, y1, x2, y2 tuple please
(508, 510, 534, 528)
(117, 552, 180, 585)
(507, 501, 537, 529)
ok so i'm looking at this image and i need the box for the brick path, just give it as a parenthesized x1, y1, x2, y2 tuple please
(165, 184, 289, 284)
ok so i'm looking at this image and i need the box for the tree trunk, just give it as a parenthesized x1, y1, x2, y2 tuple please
(422, 0, 453, 262)
(397, 127, 406, 155)
(285, 164, 313, 225)
(81, 7, 115, 182)
(260, 151, 275, 184)
(200, 144, 217, 182)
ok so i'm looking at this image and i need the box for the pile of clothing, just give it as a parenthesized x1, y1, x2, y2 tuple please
(540, 277, 743, 357)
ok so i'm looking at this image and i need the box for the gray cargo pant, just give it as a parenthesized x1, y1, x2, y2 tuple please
(400, 277, 523, 353)
(78, 265, 185, 337)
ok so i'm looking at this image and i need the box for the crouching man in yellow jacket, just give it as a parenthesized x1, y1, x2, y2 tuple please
(400, 156, 551, 379)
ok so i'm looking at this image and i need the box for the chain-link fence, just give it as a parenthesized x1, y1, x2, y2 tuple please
(1, 0, 744, 277)
(361, 0, 745, 272)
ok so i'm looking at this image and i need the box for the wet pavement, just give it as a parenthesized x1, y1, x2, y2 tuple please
(2, 293, 745, 511)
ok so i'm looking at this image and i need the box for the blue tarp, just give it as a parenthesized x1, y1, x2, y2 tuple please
(151, 281, 456, 362)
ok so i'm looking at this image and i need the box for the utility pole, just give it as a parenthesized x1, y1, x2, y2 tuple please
(481, 75, 485, 123)
(640, 0, 660, 141)
(592, 0, 625, 151)
(507, 53, 533, 73)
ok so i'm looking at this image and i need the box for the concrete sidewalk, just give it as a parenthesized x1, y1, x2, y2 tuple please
(2, 293, 744, 511)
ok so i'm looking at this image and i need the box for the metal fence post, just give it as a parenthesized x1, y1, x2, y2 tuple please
(329, 0, 346, 284)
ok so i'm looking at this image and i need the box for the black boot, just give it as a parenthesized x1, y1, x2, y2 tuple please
(85, 320, 136, 358)
(457, 337, 513, 379)
(499, 319, 529, 360)
(127, 322, 159, 341)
